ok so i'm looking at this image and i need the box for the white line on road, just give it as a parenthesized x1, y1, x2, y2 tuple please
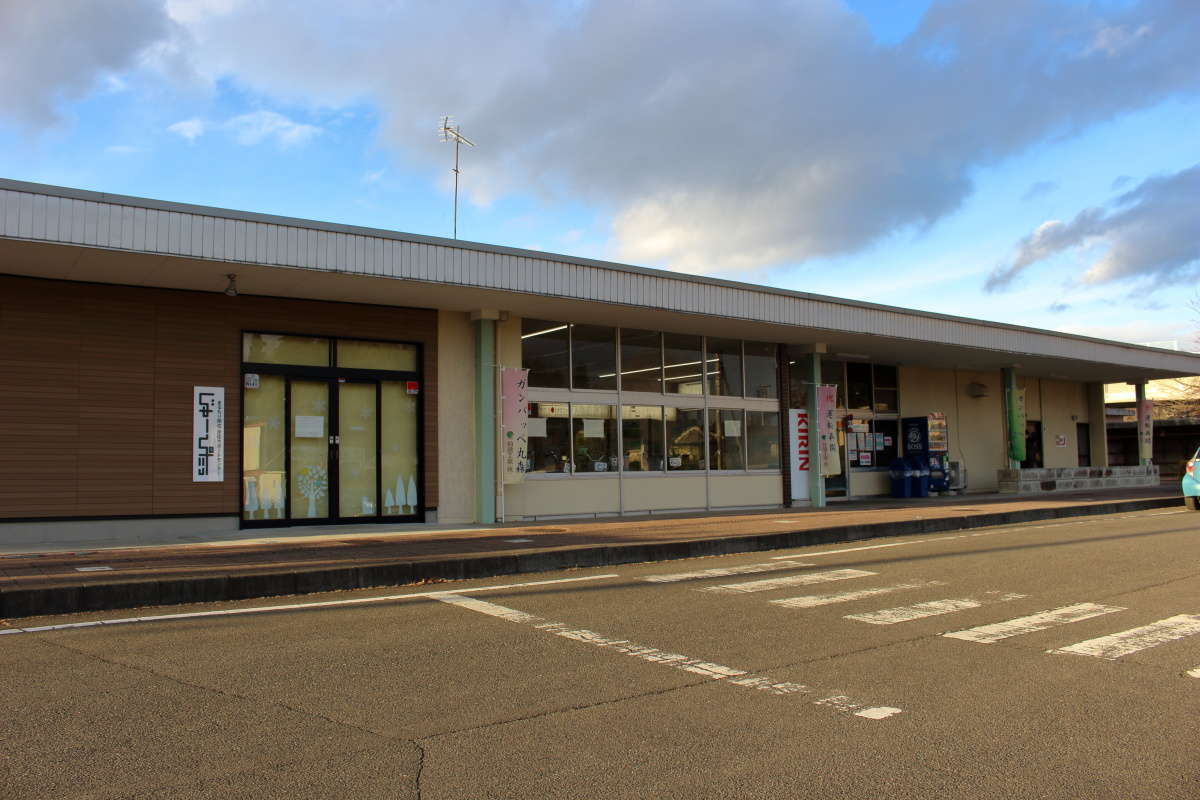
(642, 560, 813, 583)
(435, 593, 901, 719)
(770, 541, 928, 559)
(0, 574, 621, 637)
(769, 580, 948, 609)
(846, 592, 1028, 625)
(702, 569, 877, 595)
(942, 603, 1126, 644)
(1187, 667, 1200, 678)
(1047, 614, 1200, 660)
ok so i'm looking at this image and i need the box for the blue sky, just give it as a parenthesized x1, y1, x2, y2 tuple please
(1, 0, 1197, 350)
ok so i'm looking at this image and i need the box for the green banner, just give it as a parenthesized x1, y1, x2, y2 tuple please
(1005, 374, 1026, 463)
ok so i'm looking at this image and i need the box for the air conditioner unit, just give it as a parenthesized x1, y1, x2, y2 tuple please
(948, 461, 967, 491)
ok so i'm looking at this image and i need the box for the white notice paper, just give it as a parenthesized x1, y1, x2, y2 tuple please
(724, 419, 742, 437)
(527, 417, 548, 437)
(583, 419, 605, 438)
(295, 415, 325, 438)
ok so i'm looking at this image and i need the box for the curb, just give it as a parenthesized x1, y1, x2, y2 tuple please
(0, 496, 1181, 619)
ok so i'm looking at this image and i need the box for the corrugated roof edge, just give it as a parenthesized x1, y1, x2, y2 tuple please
(0, 176, 1191, 362)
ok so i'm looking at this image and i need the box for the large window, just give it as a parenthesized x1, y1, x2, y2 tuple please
(527, 402, 572, 473)
(663, 333, 704, 395)
(572, 404, 617, 472)
(747, 411, 781, 470)
(666, 408, 705, 470)
(523, 319, 570, 389)
(821, 358, 847, 408)
(709, 409, 745, 470)
(619, 330, 663, 393)
(743, 342, 778, 399)
(847, 361, 873, 411)
(572, 325, 617, 391)
(706, 338, 743, 397)
(622, 405, 664, 471)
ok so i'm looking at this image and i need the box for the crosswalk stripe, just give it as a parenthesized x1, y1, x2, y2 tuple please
(702, 569, 877, 594)
(1048, 614, 1200, 660)
(642, 560, 813, 583)
(769, 580, 947, 609)
(846, 592, 1028, 625)
(942, 602, 1126, 643)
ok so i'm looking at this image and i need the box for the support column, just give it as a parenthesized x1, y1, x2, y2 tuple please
(1085, 382, 1109, 467)
(1135, 382, 1153, 465)
(807, 353, 826, 508)
(1002, 368, 1025, 469)
(473, 313, 497, 524)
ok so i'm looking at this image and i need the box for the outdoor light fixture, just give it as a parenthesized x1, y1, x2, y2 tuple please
(224, 273, 238, 297)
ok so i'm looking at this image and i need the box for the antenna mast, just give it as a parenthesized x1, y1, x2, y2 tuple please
(439, 116, 476, 239)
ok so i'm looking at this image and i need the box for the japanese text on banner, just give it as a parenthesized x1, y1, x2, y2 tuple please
(501, 368, 530, 483)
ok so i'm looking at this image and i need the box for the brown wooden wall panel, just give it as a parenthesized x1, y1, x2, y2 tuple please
(0, 274, 440, 520)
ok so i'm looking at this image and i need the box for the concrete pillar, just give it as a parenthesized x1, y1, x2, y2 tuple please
(807, 353, 826, 508)
(1135, 382, 1153, 465)
(1085, 382, 1109, 467)
(473, 314, 497, 523)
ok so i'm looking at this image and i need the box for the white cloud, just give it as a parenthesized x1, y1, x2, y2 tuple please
(0, 1, 170, 126)
(167, 117, 206, 141)
(987, 164, 1200, 291)
(224, 110, 320, 147)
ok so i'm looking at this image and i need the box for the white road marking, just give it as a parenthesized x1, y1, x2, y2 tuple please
(504, 538, 535, 543)
(436, 593, 900, 719)
(1186, 667, 1200, 678)
(0, 574, 621, 636)
(1048, 614, 1200, 660)
(770, 580, 947, 609)
(942, 603, 1126, 644)
(642, 560, 813, 583)
(770, 541, 927, 559)
(702, 569, 876, 594)
(846, 592, 1028, 625)
(74, 566, 114, 572)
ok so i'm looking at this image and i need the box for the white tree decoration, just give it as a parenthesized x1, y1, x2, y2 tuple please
(297, 464, 328, 518)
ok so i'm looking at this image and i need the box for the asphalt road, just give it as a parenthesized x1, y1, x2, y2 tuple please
(3, 508, 1199, 799)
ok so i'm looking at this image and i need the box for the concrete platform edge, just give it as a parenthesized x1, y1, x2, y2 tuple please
(0, 496, 1180, 619)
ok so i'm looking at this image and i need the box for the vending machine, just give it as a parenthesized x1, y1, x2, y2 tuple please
(902, 413, 950, 493)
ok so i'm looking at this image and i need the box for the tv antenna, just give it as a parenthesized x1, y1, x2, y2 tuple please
(439, 116, 476, 239)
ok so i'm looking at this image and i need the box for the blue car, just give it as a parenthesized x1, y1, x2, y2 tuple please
(1184, 447, 1200, 509)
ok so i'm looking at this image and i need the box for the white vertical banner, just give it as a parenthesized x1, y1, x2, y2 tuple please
(501, 368, 530, 483)
(788, 408, 811, 501)
(193, 386, 225, 482)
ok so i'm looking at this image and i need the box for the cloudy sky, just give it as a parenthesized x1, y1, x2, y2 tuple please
(1, 0, 1198, 348)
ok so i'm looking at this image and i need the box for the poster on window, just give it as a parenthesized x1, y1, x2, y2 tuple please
(501, 368, 530, 483)
(192, 386, 225, 482)
(787, 408, 811, 501)
(816, 384, 841, 477)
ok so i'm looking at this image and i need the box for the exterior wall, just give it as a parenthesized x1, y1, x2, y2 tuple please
(1040, 380, 1089, 468)
(503, 474, 781, 519)
(898, 366, 1006, 492)
(436, 311, 476, 523)
(0, 275, 438, 522)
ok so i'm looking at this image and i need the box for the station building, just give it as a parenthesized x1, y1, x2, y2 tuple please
(1, 178, 1196, 546)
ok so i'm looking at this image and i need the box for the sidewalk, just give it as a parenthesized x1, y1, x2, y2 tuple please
(0, 487, 1182, 619)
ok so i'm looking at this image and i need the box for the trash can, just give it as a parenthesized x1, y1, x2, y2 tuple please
(889, 458, 913, 498)
(910, 457, 931, 498)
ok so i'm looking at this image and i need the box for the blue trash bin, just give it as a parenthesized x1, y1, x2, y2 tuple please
(889, 458, 912, 498)
(909, 457, 931, 498)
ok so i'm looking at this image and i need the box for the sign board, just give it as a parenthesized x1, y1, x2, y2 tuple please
(787, 408, 811, 501)
(1137, 399, 1153, 462)
(501, 368, 530, 483)
(816, 384, 840, 476)
(192, 386, 225, 482)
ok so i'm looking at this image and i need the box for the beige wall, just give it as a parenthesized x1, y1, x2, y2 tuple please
(1040, 379, 1090, 468)
(503, 474, 781, 519)
(898, 366, 1006, 492)
(436, 311, 476, 523)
